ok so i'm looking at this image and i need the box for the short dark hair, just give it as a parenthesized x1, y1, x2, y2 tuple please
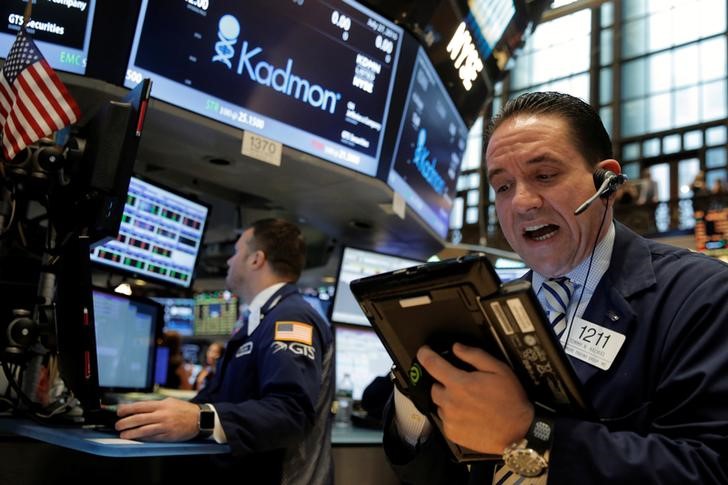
(248, 218, 306, 281)
(485, 92, 613, 167)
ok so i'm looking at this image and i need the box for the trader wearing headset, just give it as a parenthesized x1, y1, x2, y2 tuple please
(383, 92, 728, 484)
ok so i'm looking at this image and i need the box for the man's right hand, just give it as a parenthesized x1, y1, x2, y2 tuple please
(115, 397, 200, 442)
(417, 343, 534, 455)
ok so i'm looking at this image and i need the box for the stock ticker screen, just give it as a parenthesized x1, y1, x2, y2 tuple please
(90, 177, 209, 289)
(124, 0, 403, 177)
(194, 291, 238, 336)
(386, 46, 468, 239)
(0, 0, 96, 75)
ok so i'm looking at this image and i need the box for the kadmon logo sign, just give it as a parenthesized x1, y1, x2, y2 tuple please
(212, 14, 342, 114)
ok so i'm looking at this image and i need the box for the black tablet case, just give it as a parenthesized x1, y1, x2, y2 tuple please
(350, 254, 592, 462)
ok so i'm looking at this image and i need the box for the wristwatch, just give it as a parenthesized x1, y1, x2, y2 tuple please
(197, 403, 215, 439)
(502, 415, 554, 477)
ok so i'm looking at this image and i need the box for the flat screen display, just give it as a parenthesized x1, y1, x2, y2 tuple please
(154, 345, 170, 386)
(124, 0, 403, 177)
(495, 267, 529, 282)
(302, 294, 331, 322)
(194, 290, 238, 336)
(695, 207, 728, 260)
(92, 288, 161, 392)
(89, 176, 210, 288)
(466, 0, 517, 59)
(0, 0, 96, 75)
(331, 247, 421, 326)
(335, 324, 391, 401)
(151, 297, 196, 336)
(386, 47, 468, 239)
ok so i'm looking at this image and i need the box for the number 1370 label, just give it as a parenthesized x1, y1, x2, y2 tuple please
(564, 317, 626, 370)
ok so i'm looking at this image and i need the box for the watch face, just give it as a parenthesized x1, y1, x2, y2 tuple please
(200, 410, 215, 430)
(504, 448, 547, 477)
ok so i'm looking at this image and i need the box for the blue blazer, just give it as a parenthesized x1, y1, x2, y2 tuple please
(194, 283, 334, 485)
(384, 222, 728, 484)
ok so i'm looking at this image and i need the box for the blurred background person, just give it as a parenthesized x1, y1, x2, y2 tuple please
(195, 341, 225, 391)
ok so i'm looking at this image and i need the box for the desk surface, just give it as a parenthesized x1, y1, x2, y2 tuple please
(1, 418, 383, 457)
(0, 418, 230, 457)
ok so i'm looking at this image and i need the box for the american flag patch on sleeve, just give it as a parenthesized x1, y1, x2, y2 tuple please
(274, 321, 313, 345)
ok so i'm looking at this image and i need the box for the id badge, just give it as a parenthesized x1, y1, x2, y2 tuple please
(564, 317, 625, 370)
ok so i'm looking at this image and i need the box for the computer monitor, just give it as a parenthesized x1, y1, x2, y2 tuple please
(91, 288, 162, 393)
(385, 45, 469, 239)
(89, 176, 211, 289)
(330, 247, 422, 326)
(335, 324, 392, 401)
(0, 0, 97, 75)
(124, 0, 404, 177)
(494, 257, 529, 282)
(301, 293, 331, 322)
(153, 345, 170, 387)
(495, 267, 529, 282)
(151, 297, 196, 336)
(194, 291, 238, 336)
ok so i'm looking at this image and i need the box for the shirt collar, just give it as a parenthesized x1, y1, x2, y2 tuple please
(246, 282, 287, 335)
(532, 222, 615, 296)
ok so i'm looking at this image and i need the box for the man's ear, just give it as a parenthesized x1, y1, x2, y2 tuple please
(597, 159, 621, 175)
(249, 250, 266, 269)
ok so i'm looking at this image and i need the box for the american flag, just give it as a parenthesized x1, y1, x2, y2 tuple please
(274, 321, 313, 345)
(0, 28, 80, 160)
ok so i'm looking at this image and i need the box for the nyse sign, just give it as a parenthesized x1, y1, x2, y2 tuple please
(445, 22, 483, 91)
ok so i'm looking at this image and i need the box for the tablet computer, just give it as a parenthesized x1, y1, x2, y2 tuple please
(350, 254, 592, 462)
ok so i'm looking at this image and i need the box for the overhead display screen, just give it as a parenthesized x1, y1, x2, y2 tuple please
(0, 0, 96, 75)
(387, 47, 468, 239)
(466, 0, 516, 58)
(125, 0, 403, 177)
(90, 177, 210, 288)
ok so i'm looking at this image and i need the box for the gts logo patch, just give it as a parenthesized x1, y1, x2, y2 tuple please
(271, 341, 315, 360)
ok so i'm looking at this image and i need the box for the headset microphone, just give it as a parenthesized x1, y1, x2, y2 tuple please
(574, 169, 627, 215)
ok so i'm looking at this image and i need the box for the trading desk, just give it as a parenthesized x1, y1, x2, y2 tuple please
(0, 418, 382, 457)
(0, 417, 397, 485)
(0, 418, 229, 457)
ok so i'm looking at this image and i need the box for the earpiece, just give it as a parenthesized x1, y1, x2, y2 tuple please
(575, 168, 627, 215)
(592, 168, 624, 196)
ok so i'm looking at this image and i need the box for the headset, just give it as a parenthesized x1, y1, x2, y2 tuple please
(574, 168, 627, 215)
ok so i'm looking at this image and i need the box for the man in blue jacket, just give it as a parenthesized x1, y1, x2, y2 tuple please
(384, 92, 728, 484)
(116, 218, 334, 485)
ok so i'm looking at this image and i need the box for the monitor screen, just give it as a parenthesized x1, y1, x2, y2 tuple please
(194, 290, 238, 336)
(335, 324, 392, 401)
(301, 293, 331, 322)
(495, 267, 529, 283)
(151, 297, 196, 336)
(91, 288, 161, 393)
(0, 0, 96, 75)
(154, 345, 170, 386)
(331, 247, 422, 326)
(386, 46, 468, 239)
(124, 0, 404, 177)
(89, 176, 210, 288)
(695, 206, 728, 259)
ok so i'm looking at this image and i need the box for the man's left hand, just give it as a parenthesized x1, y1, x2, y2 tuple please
(115, 398, 200, 441)
(417, 342, 534, 454)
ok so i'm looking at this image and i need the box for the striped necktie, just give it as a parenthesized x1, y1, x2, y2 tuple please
(541, 277, 574, 340)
